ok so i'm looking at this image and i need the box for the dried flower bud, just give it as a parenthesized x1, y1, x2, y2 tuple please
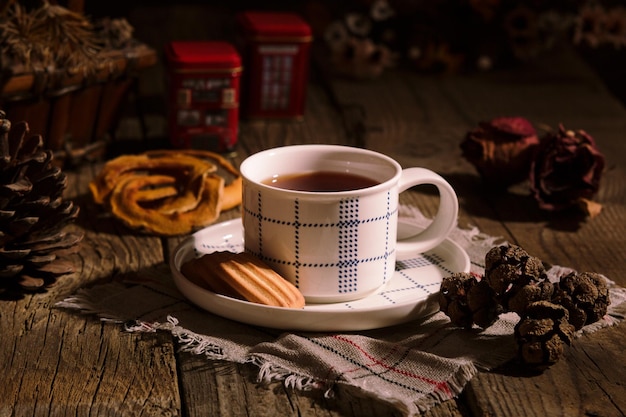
(514, 301, 575, 369)
(439, 272, 503, 328)
(329, 36, 396, 79)
(467, 279, 504, 328)
(552, 272, 610, 330)
(484, 244, 547, 307)
(461, 116, 540, 188)
(345, 13, 372, 37)
(370, 0, 395, 21)
(507, 280, 554, 315)
(530, 124, 605, 212)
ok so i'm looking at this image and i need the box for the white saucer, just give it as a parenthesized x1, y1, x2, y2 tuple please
(170, 219, 470, 331)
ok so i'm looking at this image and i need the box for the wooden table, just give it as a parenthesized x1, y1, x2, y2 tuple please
(1, 44, 625, 417)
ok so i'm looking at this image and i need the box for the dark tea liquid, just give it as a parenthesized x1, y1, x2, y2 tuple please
(263, 171, 379, 192)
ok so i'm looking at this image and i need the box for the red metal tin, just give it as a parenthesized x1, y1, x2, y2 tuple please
(237, 11, 312, 119)
(165, 41, 242, 152)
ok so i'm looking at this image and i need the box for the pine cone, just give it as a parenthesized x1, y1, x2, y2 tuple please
(514, 301, 575, 369)
(552, 272, 610, 330)
(0, 111, 83, 297)
(484, 244, 548, 312)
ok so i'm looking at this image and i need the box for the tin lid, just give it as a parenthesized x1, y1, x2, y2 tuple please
(237, 11, 312, 42)
(165, 41, 242, 71)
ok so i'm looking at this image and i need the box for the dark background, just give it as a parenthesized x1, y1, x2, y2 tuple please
(77, 0, 626, 124)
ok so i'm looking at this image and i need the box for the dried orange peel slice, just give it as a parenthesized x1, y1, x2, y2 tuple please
(90, 149, 242, 236)
(89, 153, 216, 205)
(109, 173, 224, 235)
(143, 149, 242, 211)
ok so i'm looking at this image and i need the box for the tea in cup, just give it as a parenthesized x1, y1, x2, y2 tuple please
(240, 144, 458, 303)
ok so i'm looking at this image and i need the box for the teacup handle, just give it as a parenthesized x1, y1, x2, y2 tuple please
(395, 168, 459, 255)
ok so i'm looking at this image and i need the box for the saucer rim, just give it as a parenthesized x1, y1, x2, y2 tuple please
(170, 219, 470, 330)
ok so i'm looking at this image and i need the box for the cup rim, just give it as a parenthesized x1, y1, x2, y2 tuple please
(240, 144, 403, 196)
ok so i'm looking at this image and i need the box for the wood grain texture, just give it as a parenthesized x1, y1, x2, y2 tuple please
(0, 162, 180, 416)
(467, 322, 626, 417)
(309, 42, 626, 417)
(2, 10, 625, 416)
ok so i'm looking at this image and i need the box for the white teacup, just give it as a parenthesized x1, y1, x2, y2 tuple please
(240, 144, 458, 303)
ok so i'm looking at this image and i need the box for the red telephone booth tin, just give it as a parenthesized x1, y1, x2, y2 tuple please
(165, 41, 242, 152)
(237, 11, 312, 119)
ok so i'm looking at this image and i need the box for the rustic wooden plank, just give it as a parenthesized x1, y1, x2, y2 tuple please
(0, 160, 182, 415)
(178, 357, 344, 417)
(2, 309, 179, 416)
(320, 72, 473, 167)
(4, 8, 623, 415)
(178, 353, 466, 417)
(0, 287, 181, 416)
(398, 48, 626, 417)
(467, 322, 626, 417)
(459, 175, 626, 417)
(483, 179, 626, 279)
(313, 44, 626, 417)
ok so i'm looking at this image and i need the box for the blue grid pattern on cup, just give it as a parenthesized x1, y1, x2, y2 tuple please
(337, 198, 359, 293)
(196, 228, 448, 308)
(244, 191, 397, 294)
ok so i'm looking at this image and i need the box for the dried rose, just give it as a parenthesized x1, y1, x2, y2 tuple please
(530, 124, 605, 212)
(461, 116, 540, 188)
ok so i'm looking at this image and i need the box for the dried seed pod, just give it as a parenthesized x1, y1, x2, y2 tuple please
(552, 272, 610, 330)
(468, 279, 504, 328)
(507, 280, 555, 315)
(439, 273, 473, 327)
(514, 301, 575, 369)
(439, 272, 502, 328)
(484, 244, 547, 310)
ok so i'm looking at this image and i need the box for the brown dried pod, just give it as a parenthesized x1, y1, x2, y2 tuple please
(439, 273, 473, 327)
(439, 272, 503, 328)
(551, 272, 610, 330)
(484, 244, 548, 310)
(514, 301, 575, 369)
(507, 280, 555, 316)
